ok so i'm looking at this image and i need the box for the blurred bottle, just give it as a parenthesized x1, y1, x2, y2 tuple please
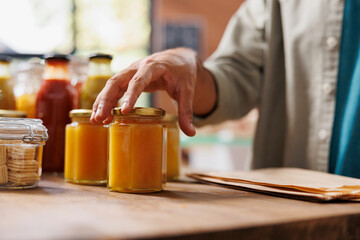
(0, 56, 15, 110)
(36, 54, 77, 172)
(69, 56, 88, 108)
(80, 53, 112, 109)
(14, 60, 44, 118)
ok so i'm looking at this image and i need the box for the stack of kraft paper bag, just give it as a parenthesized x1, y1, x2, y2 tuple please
(187, 168, 360, 202)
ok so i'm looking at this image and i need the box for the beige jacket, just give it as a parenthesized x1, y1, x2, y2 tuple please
(195, 0, 344, 172)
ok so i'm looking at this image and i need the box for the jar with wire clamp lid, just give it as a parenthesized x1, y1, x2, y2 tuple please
(0, 117, 48, 189)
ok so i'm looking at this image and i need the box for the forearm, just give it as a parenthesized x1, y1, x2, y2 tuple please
(193, 57, 218, 116)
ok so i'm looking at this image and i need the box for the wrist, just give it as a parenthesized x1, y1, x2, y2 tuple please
(193, 58, 218, 116)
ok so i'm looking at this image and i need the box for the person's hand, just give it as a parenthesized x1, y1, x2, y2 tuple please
(91, 48, 200, 136)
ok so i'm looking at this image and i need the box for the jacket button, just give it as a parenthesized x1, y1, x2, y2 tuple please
(326, 36, 338, 50)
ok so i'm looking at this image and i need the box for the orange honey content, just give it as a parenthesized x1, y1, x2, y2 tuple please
(65, 110, 108, 184)
(163, 115, 180, 181)
(108, 107, 166, 193)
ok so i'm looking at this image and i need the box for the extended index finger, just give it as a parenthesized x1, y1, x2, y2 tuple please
(91, 69, 136, 123)
(121, 62, 165, 114)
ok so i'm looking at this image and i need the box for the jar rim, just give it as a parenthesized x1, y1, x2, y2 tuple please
(112, 107, 165, 118)
(69, 109, 92, 118)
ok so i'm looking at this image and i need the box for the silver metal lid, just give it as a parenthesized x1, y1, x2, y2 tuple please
(0, 117, 48, 143)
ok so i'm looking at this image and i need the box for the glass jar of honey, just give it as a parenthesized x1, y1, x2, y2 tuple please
(108, 107, 166, 193)
(65, 109, 108, 185)
(163, 114, 180, 181)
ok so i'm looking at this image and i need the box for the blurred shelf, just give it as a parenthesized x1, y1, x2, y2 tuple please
(181, 134, 252, 147)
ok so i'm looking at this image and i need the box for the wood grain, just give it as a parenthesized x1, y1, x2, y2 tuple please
(0, 174, 360, 240)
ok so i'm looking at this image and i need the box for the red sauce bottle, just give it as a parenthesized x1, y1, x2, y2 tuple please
(36, 55, 77, 172)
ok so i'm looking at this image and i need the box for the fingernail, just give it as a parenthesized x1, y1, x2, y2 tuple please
(96, 103, 104, 115)
(121, 101, 128, 112)
(190, 123, 196, 135)
(91, 111, 95, 120)
(95, 107, 101, 118)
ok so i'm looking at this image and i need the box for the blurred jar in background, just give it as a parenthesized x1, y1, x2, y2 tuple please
(36, 54, 77, 172)
(69, 56, 88, 107)
(163, 114, 180, 181)
(80, 53, 112, 109)
(14, 60, 44, 118)
(0, 56, 15, 110)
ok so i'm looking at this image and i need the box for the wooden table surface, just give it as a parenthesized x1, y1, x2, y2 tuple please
(1, 175, 360, 240)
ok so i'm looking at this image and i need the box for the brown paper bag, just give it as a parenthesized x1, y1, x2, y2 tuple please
(187, 168, 360, 202)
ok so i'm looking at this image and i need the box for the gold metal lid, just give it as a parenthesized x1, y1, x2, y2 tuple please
(163, 114, 178, 122)
(89, 53, 113, 60)
(112, 107, 165, 118)
(0, 110, 27, 118)
(44, 54, 70, 61)
(69, 109, 92, 118)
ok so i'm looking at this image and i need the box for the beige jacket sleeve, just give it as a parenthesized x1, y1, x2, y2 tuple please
(194, 0, 266, 127)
